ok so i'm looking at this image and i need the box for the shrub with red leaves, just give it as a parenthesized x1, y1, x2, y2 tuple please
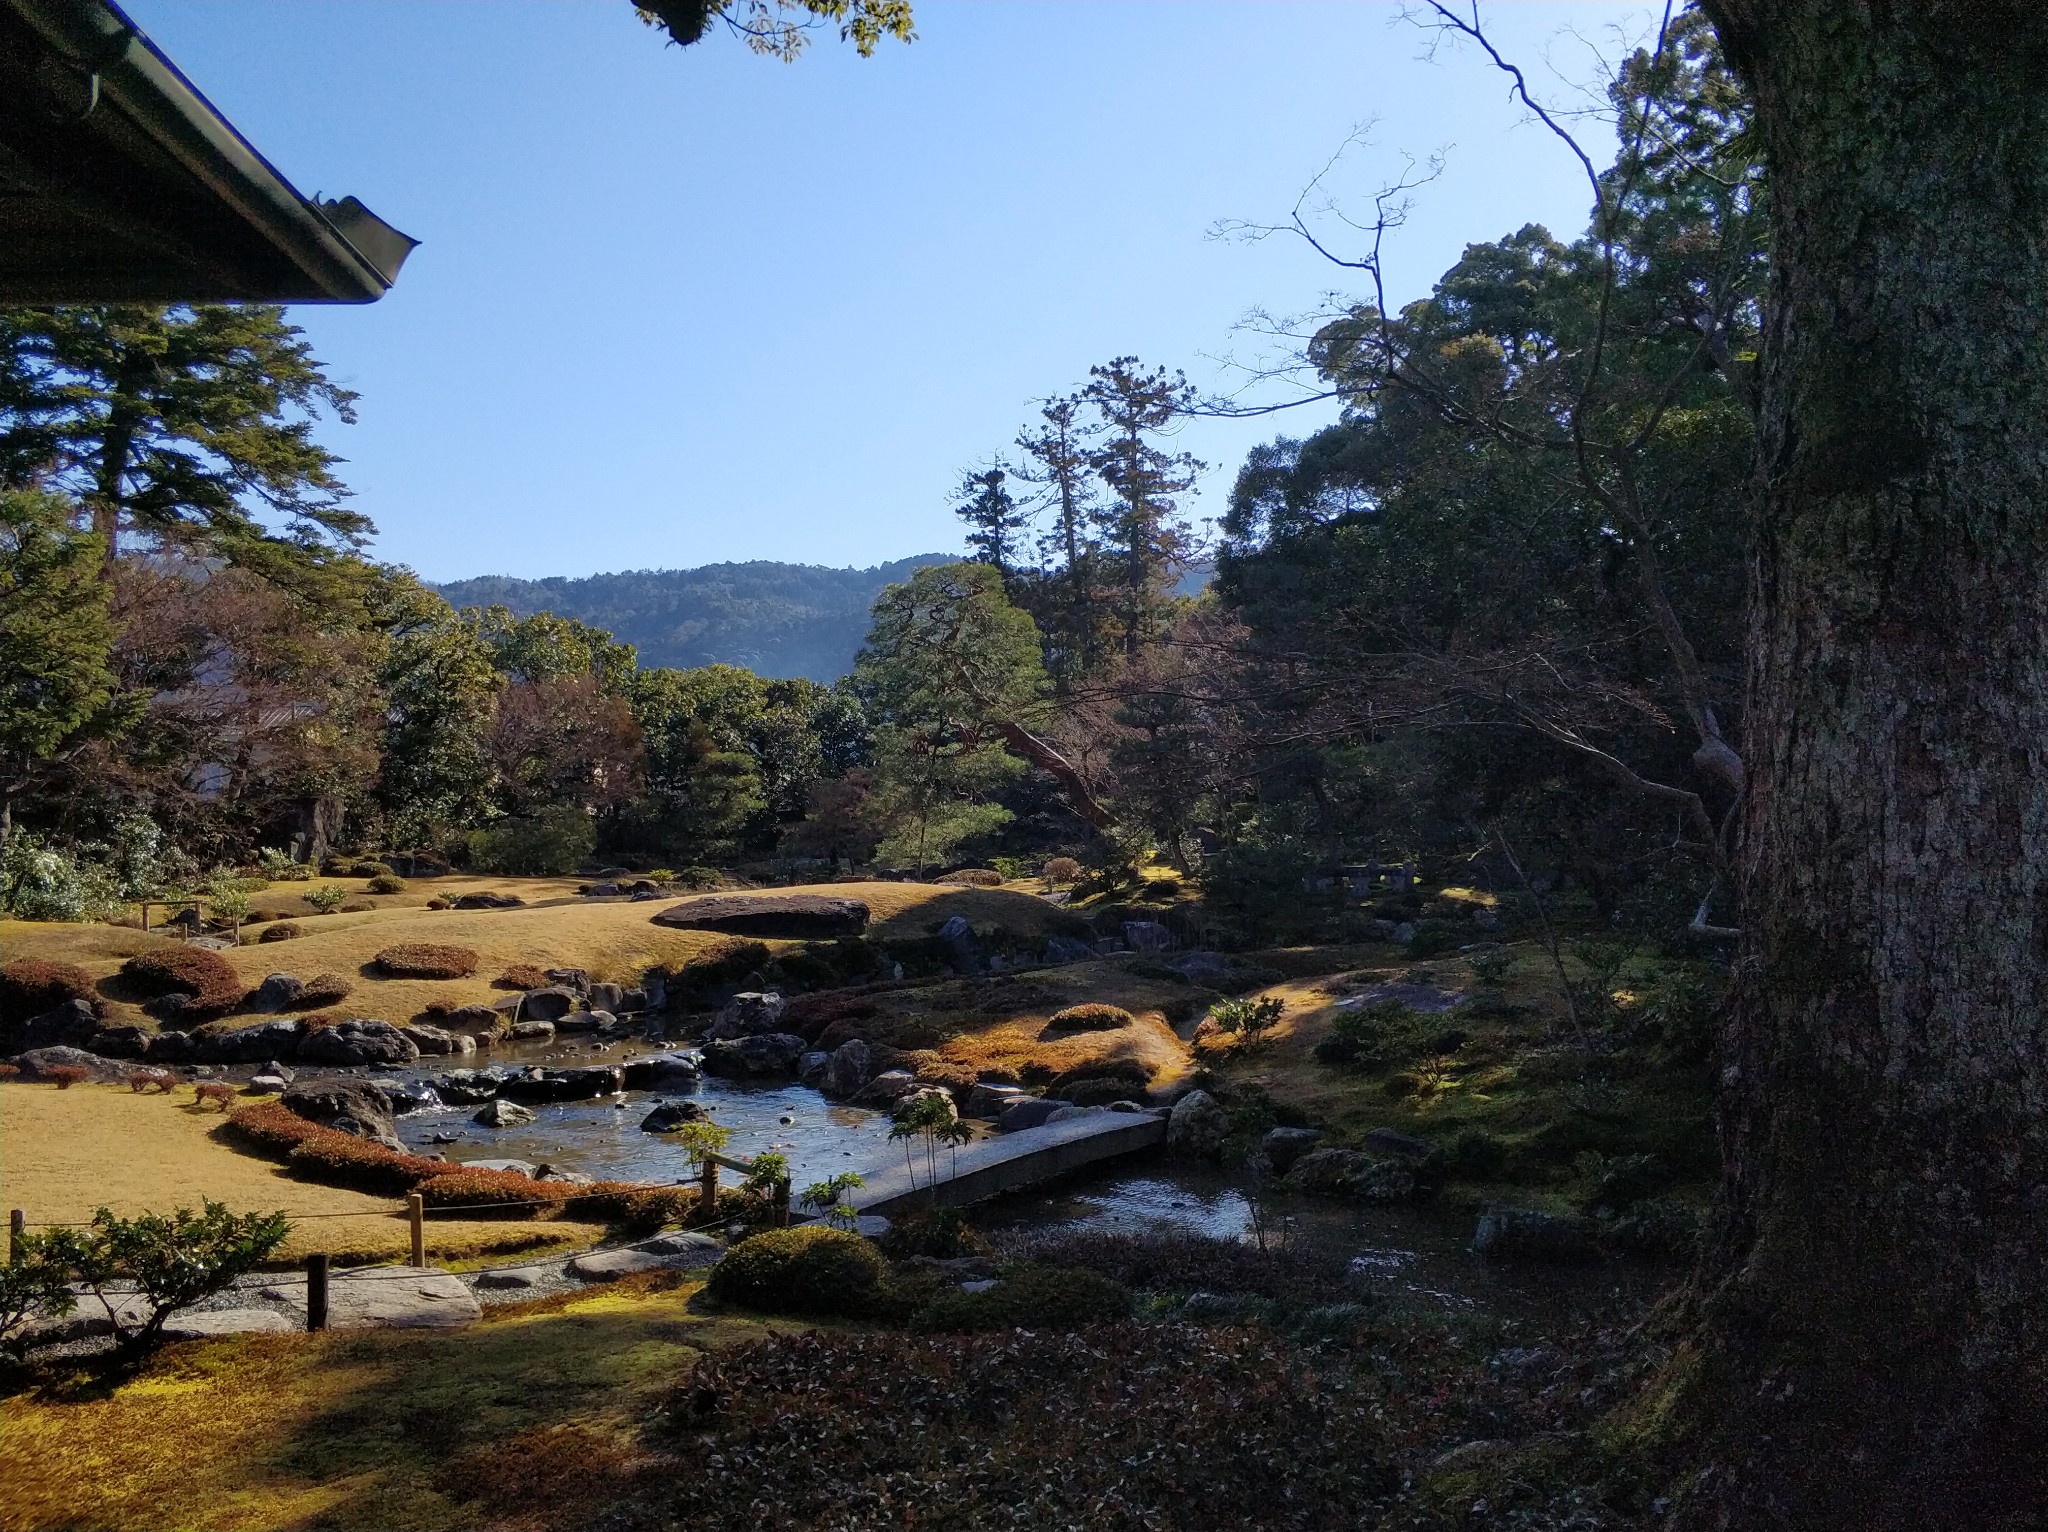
(373, 943, 479, 980)
(0, 959, 97, 1024)
(44, 1065, 91, 1089)
(119, 947, 245, 1020)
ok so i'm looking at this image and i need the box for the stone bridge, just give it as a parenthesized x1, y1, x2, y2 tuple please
(846, 1108, 1168, 1219)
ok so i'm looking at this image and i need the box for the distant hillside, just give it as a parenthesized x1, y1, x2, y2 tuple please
(433, 556, 951, 682)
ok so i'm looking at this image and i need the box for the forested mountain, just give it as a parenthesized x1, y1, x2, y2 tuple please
(431, 556, 950, 682)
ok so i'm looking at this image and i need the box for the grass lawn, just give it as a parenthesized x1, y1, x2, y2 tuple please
(0, 1086, 605, 1267)
(0, 1274, 775, 1532)
(3, 877, 1076, 1033)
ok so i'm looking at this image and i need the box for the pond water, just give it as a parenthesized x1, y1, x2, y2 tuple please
(388, 1045, 1675, 1330)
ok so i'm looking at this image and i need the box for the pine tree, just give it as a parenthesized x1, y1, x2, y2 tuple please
(1012, 394, 1104, 683)
(1082, 358, 1203, 658)
(951, 464, 1030, 574)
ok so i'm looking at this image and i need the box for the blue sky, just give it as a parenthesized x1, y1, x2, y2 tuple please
(124, 1, 1652, 583)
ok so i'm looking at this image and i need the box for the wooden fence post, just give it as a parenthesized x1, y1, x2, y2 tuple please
(772, 1176, 790, 1228)
(306, 1252, 329, 1332)
(408, 1192, 425, 1267)
(698, 1158, 719, 1221)
(8, 1208, 23, 1261)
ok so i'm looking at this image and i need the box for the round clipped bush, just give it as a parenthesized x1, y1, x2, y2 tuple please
(257, 921, 302, 943)
(494, 963, 551, 992)
(373, 943, 479, 980)
(366, 874, 407, 895)
(707, 1226, 887, 1317)
(352, 861, 395, 880)
(1042, 856, 1083, 885)
(909, 1263, 1131, 1333)
(44, 1065, 92, 1090)
(294, 972, 353, 1009)
(0, 959, 98, 1024)
(1046, 1003, 1134, 1033)
(425, 896, 452, 911)
(935, 868, 1003, 887)
(119, 946, 245, 1020)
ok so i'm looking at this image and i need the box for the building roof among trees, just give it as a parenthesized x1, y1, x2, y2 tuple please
(0, 0, 413, 303)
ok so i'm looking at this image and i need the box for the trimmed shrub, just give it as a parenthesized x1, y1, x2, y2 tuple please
(286, 1134, 450, 1196)
(708, 1226, 888, 1317)
(494, 963, 551, 992)
(425, 896, 452, 911)
(119, 947, 244, 1020)
(0, 1064, 19, 1080)
(1041, 856, 1083, 886)
(44, 1064, 91, 1089)
(910, 1264, 1131, 1332)
(415, 1169, 573, 1217)
(877, 1207, 990, 1261)
(353, 861, 395, 880)
(373, 943, 480, 980)
(225, 1101, 326, 1155)
(366, 874, 407, 895)
(566, 1182, 695, 1231)
(304, 884, 350, 914)
(935, 869, 1002, 887)
(0, 959, 97, 1024)
(293, 972, 354, 1009)
(1045, 1003, 1133, 1033)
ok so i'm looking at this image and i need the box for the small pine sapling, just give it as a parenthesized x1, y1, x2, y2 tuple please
(799, 1172, 865, 1231)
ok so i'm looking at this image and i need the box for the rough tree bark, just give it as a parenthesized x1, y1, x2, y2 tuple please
(1668, 4, 2048, 1525)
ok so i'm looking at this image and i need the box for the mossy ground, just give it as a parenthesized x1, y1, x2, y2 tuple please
(0, 1274, 779, 1532)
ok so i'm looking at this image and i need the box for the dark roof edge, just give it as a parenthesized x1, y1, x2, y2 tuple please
(12, 0, 414, 301)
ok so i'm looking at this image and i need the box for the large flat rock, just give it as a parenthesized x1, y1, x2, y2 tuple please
(260, 1266, 482, 1330)
(651, 892, 869, 939)
(161, 1308, 299, 1340)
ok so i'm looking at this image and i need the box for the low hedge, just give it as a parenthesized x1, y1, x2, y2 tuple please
(415, 1168, 573, 1216)
(707, 1226, 888, 1317)
(0, 959, 97, 1024)
(287, 1134, 452, 1196)
(119, 947, 245, 1019)
(909, 1263, 1131, 1333)
(225, 1100, 326, 1154)
(373, 943, 480, 980)
(935, 869, 1002, 887)
(1046, 1004, 1134, 1033)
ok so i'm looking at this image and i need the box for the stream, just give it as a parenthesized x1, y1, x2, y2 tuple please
(388, 1044, 1676, 1330)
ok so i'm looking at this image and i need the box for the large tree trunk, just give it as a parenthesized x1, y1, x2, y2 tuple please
(1670, 5, 2048, 1525)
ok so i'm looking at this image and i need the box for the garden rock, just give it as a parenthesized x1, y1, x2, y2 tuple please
(508, 1019, 555, 1041)
(143, 992, 195, 1022)
(1046, 1104, 1110, 1124)
(251, 973, 305, 1011)
(467, 1158, 539, 1174)
(1041, 936, 1094, 964)
(248, 1072, 290, 1094)
(432, 1072, 499, 1105)
(554, 1010, 608, 1033)
(9, 1045, 129, 1082)
(274, 1266, 481, 1329)
(652, 891, 870, 939)
(1282, 1148, 1421, 1205)
(1262, 1126, 1324, 1173)
(797, 1049, 830, 1086)
(282, 1081, 404, 1149)
(1123, 920, 1174, 953)
(192, 1018, 304, 1064)
(1472, 1207, 1599, 1261)
(405, 1024, 475, 1056)
(143, 1029, 195, 1063)
(587, 982, 624, 1013)
(387, 1083, 444, 1114)
(87, 1024, 151, 1059)
(298, 1019, 420, 1067)
(16, 999, 101, 1051)
(965, 1081, 1025, 1120)
(1166, 1089, 1229, 1158)
(161, 1307, 300, 1340)
(444, 1004, 503, 1031)
(852, 1068, 920, 1106)
(517, 986, 578, 1022)
(641, 1231, 721, 1258)
(452, 892, 523, 910)
(821, 1038, 873, 1098)
(622, 1051, 702, 1089)
(701, 1032, 807, 1076)
(473, 1098, 536, 1128)
(996, 1096, 1071, 1132)
(641, 1100, 709, 1132)
(1168, 950, 1234, 981)
(546, 968, 590, 992)
(706, 990, 788, 1040)
(1364, 1127, 1436, 1159)
(473, 1265, 547, 1290)
(571, 1247, 693, 1281)
(1339, 981, 1466, 1015)
(499, 1065, 622, 1102)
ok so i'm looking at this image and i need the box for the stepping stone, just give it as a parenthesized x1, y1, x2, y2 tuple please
(260, 1266, 482, 1329)
(473, 1265, 550, 1290)
(161, 1308, 298, 1340)
(568, 1248, 673, 1281)
(639, 1232, 721, 1258)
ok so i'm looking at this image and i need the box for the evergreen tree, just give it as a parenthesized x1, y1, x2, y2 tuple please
(1012, 394, 1105, 684)
(951, 464, 1030, 575)
(0, 306, 362, 585)
(1082, 358, 1203, 658)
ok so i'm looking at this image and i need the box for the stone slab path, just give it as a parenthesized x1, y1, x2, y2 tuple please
(848, 1108, 1168, 1217)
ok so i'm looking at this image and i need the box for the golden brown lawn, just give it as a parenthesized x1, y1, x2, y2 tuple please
(0, 1275, 777, 1532)
(0, 1085, 603, 1266)
(2, 877, 1067, 1030)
